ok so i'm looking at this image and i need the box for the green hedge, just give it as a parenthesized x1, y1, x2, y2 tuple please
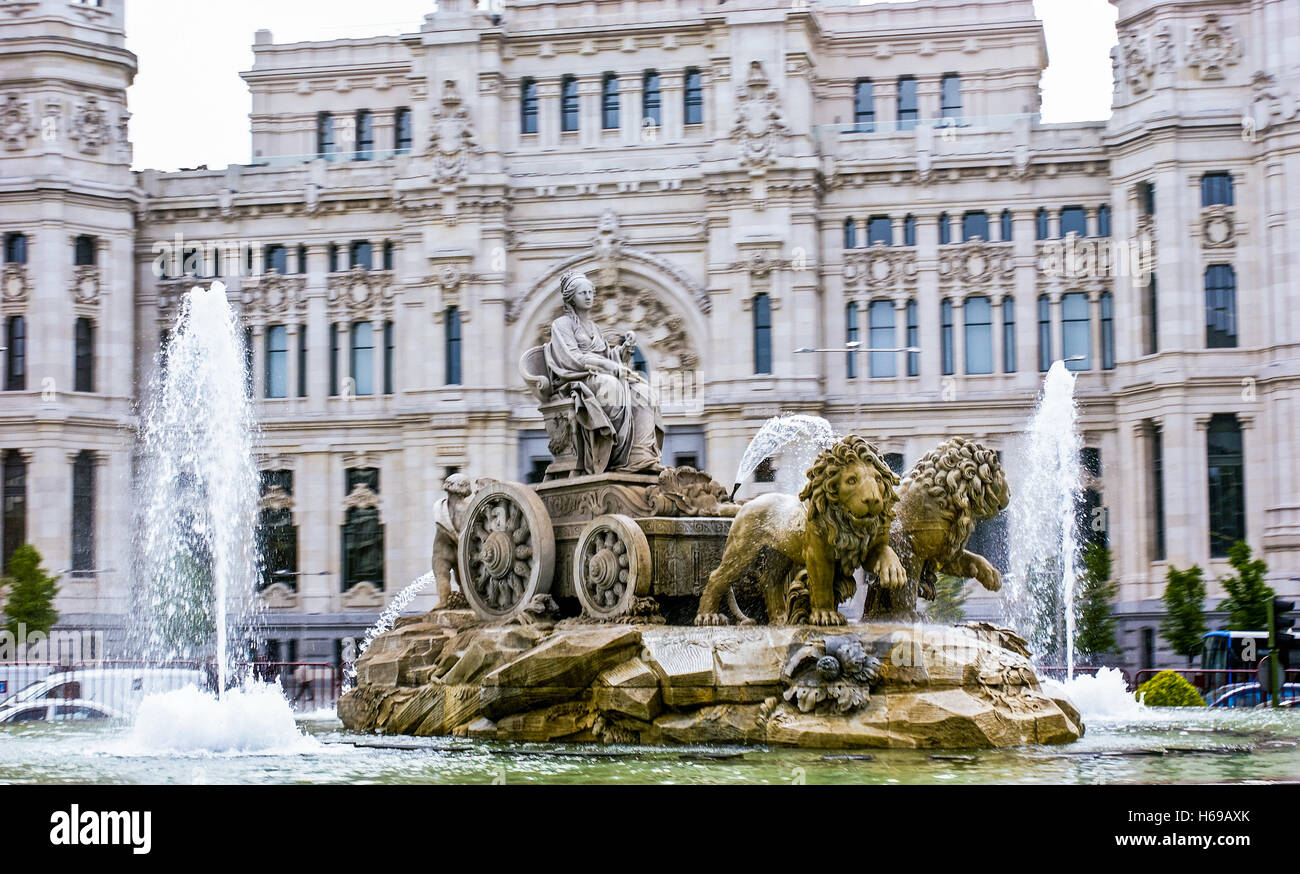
(1134, 670, 1205, 707)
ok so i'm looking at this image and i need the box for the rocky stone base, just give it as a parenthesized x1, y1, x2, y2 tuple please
(339, 611, 1084, 749)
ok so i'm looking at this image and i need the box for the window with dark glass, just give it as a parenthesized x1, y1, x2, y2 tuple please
(295, 244, 306, 274)
(602, 73, 620, 130)
(383, 320, 394, 394)
(964, 296, 993, 374)
(903, 214, 916, 246)
(355, 109, 374, 159)
(561, 76, 579, 132)
(316, 112, 334, 156)
(445, 307, 462, 385)
(753, 294, 772, 375)
(1037, 295, 1051, 371)
(1060, 206, 1087, 237)
(869, 300, 895, 378)
(3, 450, 26, 573)
(843, 218, 856, 249)
(1100, 291, 1115, 370)
(940, 298, 954, 376)
(1035, 207, 1049, 240)
(906, 299, 919, 376)
(71, 450, 94, 574)
(940, 73, 962, 121)
(1061, 292, 1090, 370)
(5, 316, 25, 391)
(845, 302, 859, 379)
(258, 470, 297, 590)
(74, 317, 94, 393)
(351, 322, 374, 396)
(4, 232, 27, 264)
(382, 240, 393, 271)
(1000, 210, 1013, 242)
(297, 326, 307, 398)
(643, 70, 660, 127)
(684, 68, 703, 125)
(265, 325, 288, 399)
(1002, 297, 1016, 373)
(395, 106, 412, 153)
(329, 323, 339, 396)
(1201, 172, 1233, 207)
(1207, 414, 1245, 557)
(1145, 273, 1158, 355)
(74, 235, 96, 266)
(244, 327, 253, 396)
(867, 216, 891, 246)
(328, 243, 339, 273)
(1139, 180, 1155, 216)
(350, 240, 372, 270)
(962, 211, 989, 242)
(1096, 204, 1111, 237)
(1205, 264, 1237, 348)
(938, 213, 951, 245)
(342, 468, 383, 592)
(1148, 421, 1166, 561)
(520, 78, 539, 134)
(853, 79, 875, 131)
(264, 244, 287, 274)
(897, 76, 918, 130)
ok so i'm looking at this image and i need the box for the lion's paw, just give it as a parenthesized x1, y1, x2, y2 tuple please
(809, 609, 847, 627)
(694, 612, 731, 627)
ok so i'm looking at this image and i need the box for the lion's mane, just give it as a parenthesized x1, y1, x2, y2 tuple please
(901, 436, 1009, 557)
(798, 435, 900, 578)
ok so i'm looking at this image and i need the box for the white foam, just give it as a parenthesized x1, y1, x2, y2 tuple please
(1043, 667, 1143, 721)
(114, 682, 320, 756)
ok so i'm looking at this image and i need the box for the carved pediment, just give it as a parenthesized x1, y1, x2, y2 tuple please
(259, 582, 299, 609)
(341, 581, 384, 610)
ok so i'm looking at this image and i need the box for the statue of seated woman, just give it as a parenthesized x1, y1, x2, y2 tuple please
(541, 271, 664, 475)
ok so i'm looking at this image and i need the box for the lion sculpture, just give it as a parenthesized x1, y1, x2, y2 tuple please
(695, 435, 907, 627)
(863, 437, 1010, 620)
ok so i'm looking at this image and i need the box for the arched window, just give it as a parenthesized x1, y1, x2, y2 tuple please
(905, 299, 919, 376)
(445, 307, 462, 385)
(1060, 205, 1087, 237)
(642, 70, 661, 128)
(843, 217, 857, 249)
(1206, 414, 1244, 557)
(853, 79, 875, 132)
(71, 450, 95, 575)
(867, 216, 891, 246)
(520, 78, 539, 134)
(1201, 172, 1234, 207)
(1037, 295, 1051, 371)
(561, 75, 579, 132)
(962, 211, 989, 242)
(964, 296, 993, 374)
(869, 300, 895, 378)
(1061, 292, 1091, 370)
(1205, 264, 1237, 348)
(74, 317, 94, 393)
(752, 294, 772, 374)
(1100, 291, 1115, 370)
(1002, 297, 1016, 373)
(903, 215, 916, 247)
(940, 298, 954, 376)
(1000, 210, 1013, 242)
(1035, 207, 1049, 241)
(896, 76, 918, 131)
(602, 73, 620, 130)
(845, 302, 859, 379)
(684, 68, 703, 125)
(350, 322, 374, 396)
(5, 315, 24, 391)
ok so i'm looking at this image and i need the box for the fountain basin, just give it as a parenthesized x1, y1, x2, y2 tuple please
(340, 614, 1083, 749)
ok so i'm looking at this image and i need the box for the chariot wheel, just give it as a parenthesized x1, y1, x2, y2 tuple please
(458, 481, 555, 620)
(573, 514, 652, 619)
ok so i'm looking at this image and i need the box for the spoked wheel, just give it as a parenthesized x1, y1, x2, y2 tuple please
(458, 481, 555, 620)
(573, 514, 652, 619)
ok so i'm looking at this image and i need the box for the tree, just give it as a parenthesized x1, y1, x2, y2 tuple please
(1216, 540, 1274, 631)
(1075, 542, 1119, 662)
(1161, 563, 1207, 665)
(923, 573, 969, 624)
(2, 544, 60, 639)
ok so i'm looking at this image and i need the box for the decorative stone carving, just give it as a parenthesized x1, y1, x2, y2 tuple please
(342, 581, 384, 610)
(645, 467, 739, 518)
(259, 485, 293, 512)
(343, 482, 381, 511)
(730, 61, 791, 169)
(427, 79, 481, 186)
(1118, 30, 1153, 95)
(326, 266, 395, 317)
(938, 239, 1015, 287)
(1, 93, 34, 151)
(1201, 205, 1236, 249)
(782, 634, 882, 714)
(1186, 14, 1240, 80)
(241, 271, 307, 320)
(431, 473, 476, 609)
(259, 582, 299, 609)
(70, 265, 101, 307)
(69, 95, 110, 154)
(1154, 25, 1177, 72)
(843, 245, 918, 291)
(533, 280, 699, 372)
(2, 262, 29, 306)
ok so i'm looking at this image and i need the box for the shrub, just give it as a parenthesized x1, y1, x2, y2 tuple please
(1134, 670, 1205, 707)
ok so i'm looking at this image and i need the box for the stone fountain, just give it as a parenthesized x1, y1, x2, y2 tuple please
(339, 271, 1083, 748)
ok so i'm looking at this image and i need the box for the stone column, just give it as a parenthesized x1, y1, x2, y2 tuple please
(951, 296, 966, 376)
(992, 292, 1006, 376)
(1048, 290, 1063, 368)
(1089, 289, 1103, 370)
(579, 77, 601, 148)
(1012, 211, 1039, 389)
(372, 318, 385, 396)
(875, 79, 897, 131)
(286, 323, 299, 404)
(660, 69, 683, 143)
(915, 211, 941, 394)
(620, 73, 644, 147)
(537, 78, 561, 149)
(893, 296, 909, 379)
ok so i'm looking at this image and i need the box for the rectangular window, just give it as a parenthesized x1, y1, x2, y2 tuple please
(1037, 295, 1052, 372)
(964, 296, 993, 374)
(561, 76, 579, 132)
(1148, 422, 1166, 561)
(906, 299, 919, 376)
(753, 294, 772, 375)
(1139, 181, 1155, 216)
(1100, 292, 1115, 370)
(350, 322, 374, 396)
(4, 233, 27, 264)
(395, 106, 412, 153)
(327, 243, 339, 273)
(74, 317, 94, 393)
(1060, 206, 1088, 237)
(1002, 297, 1016, 373)
(642, 71, 660, 127)
(940, 298, 954, 376)
(1205, 264, 1237, 348)
(961, 211, 989, 243)
(1035, 208, 1049, 240)
(1000, 210, 1013, 242)
(296, 244, 307, 274)
(869, 300, 896, 378)
(1207, 414, 1245, 557)
(940, 73, 962, 121)
(853, 79, 874, 132)
(867, 216, 892, 246)
(521, 79, 539, 134)
(3, 450, 26, 573)
(382, 240, 394, 271)
(843, 218, 857, 250)
(383, 320, 394, 394)
(74, 235, 96, 266)
(602, 74, 620, 130)
(350, 241, 372, 270)
(903, 215, 916, 247)
(316, 112, 334, 156)
(1061, 292, 1091, 370)
(355, 109, 374, 160)
(71, 450, 94, 574)
(1201, 172, 1233, 207)
(329, 323, 339, 396)
(1145, 273, 1159, 355)
(938, 213, 951, 245)
(897, 76, 918, 131)
(264, 244, 287, 274)
(297, 325, 307, 398)
(1097, 204, 1111, 237)
(684, 69, 703, 125)
(5, 316, 25, 391)
(845, 302, 859, 380)
(445, 307, 462, 385)
(265, 324, 288, 399)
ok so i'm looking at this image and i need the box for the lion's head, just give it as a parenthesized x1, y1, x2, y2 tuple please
(902, 437, 1009, 552)
(798, 435, 900, 569)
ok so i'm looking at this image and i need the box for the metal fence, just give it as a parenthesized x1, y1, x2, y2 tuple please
(1132, 667, 1300, 699)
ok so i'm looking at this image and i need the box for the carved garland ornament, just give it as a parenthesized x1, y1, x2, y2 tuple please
(241, 271, 307, 321)
(843, 245, 918, 291)
(937, 239, 1015, 288)
(1201, 205, 1236, 249)
(326, 266, 395, 317)
(70, 265, 100, 307)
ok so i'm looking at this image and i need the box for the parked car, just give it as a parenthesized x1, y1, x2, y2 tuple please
(0, 667, 206, 721)
(0, 699, 125, 724)
(1206, 682, 1300, 708)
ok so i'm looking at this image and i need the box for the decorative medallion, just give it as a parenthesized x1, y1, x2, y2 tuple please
(731, 61, 791, 169)
(1201, 205, 1235, 249)
(69, 95, 110, 154)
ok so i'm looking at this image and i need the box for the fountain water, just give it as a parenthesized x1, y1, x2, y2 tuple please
(133, 281, 262, 693)
(1002, 360, 1085, 678)
(732, 414, 837, 496)
(342, 571, 436, 692)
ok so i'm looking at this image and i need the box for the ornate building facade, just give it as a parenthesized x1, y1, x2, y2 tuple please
(1, 0, 1297, 674)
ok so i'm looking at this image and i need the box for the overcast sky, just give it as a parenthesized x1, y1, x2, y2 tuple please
(124, 0, 1118, 172)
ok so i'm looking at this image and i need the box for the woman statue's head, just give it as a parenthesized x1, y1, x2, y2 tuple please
(559, 271, 595, 314)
